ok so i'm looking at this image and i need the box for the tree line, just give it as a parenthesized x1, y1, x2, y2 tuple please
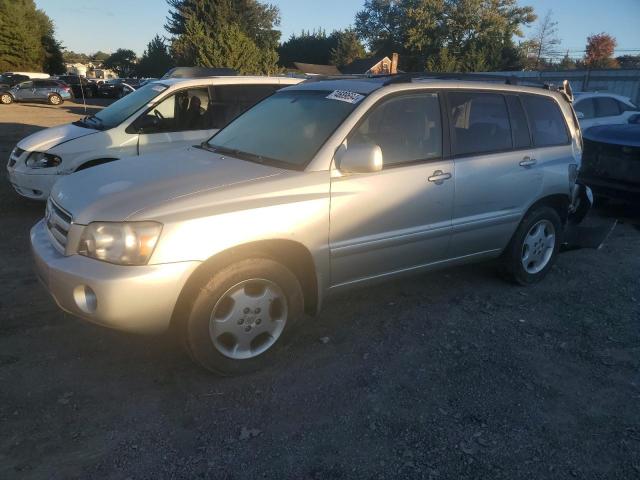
(2, 0, 637, 77)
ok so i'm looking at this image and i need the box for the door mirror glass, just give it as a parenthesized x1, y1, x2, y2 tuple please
(133, 114, 160, 133)
(335, 143, 383, 173)
(575, 111, 585, 120)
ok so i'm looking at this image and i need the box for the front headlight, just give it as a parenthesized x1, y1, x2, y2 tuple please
(26, 151, 62, 169)
(78, 222, 162, 265)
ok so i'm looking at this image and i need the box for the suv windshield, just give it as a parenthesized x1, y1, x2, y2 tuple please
(78, 82, 168, 130)
(206, 90, 360, 169)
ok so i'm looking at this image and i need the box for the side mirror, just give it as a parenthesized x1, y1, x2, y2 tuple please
(133, 114, 160, 133)
(575, 111, 585, 120)
(335, 143, 383, 174)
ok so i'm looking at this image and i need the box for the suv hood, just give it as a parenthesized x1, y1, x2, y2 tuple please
(51, 146, 285, 224)
(17, 123, 98, 152)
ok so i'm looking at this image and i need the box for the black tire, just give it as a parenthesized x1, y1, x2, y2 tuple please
(502, 206, 562, 285)
(0, 92, 13, 104)
(48, 93, 62, 105)
(183, 257, 304, 375)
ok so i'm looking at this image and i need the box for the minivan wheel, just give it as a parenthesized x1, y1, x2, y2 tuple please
(502, 206, 562, 285)
(48, 94, 62, 105)
(0, 93, 13, 104)
(183, 258, 304, 375)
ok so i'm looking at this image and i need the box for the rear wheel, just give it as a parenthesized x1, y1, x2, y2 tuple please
(183, 258, 304, 375)
(0, 93, 13, 104)
(48, 93, 62, 105)
(502, 206, 562, 285)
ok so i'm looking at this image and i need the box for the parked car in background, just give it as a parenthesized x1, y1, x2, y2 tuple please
(29, 75, 589, 374)
(98, 78, 139, 98)
(573, 92, 639, 129)
(0, 73, 30, 90)
(55, 75, 99, 98)
(580, 122, 640, 201)
(7, 75, 302, 199)
(0, 79, 71, 105)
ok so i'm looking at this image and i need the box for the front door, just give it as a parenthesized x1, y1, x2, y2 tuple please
(14, 81, 35, 101)
(137, 87, 216, 154)
(329, 92, 454, 287)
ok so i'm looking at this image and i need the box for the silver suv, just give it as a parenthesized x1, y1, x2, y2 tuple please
(31, 75, 589, 374)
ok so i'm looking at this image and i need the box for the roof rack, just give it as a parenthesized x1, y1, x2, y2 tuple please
(381, 72, 575, 102)
(161, 67, 237, 79)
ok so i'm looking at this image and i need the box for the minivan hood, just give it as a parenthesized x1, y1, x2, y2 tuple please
(17, 123, 98, 152)
(51, 146, 285, 224)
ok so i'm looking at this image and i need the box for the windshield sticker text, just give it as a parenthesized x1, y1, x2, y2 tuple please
(326, 90, 365, 104)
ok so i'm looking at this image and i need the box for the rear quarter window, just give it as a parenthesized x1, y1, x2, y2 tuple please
(521, 95, 569, 147)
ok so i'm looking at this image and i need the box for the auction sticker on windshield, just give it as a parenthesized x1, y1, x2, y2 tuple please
(326, 90, 365, 104)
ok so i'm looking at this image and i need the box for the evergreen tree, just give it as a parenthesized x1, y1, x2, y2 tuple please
(330, 30, 366, 67)
(166, 0, 280, 74)
(0, 0, 64, 73)
(137, 35, 175, 77)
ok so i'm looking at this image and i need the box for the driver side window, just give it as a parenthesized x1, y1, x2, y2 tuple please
(144, 87, 210, 133)
(348, 93, 443, 168)
(18, 81, 33, 90)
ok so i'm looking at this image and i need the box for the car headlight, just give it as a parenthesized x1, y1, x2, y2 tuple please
(78, 222, 162, 265)
(26, 151, 62, 169)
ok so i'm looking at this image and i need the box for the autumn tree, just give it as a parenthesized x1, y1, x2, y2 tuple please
(584, 33, 618, 69)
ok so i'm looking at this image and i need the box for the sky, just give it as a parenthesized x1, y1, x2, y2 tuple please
(35, 0, 640, 58)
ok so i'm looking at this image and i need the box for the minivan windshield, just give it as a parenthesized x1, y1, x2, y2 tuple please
(76, 82, 168, 130)
(206, 90, 360, 169)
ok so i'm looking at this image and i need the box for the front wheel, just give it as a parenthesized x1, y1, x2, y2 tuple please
(183, 258, 304, 375)
(0, 93, 13, 104)
(502, 206, 562, 285)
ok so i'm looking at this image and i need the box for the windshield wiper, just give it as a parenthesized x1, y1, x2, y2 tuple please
(198, 142, 300, 170)
(74, 115, 104, 130)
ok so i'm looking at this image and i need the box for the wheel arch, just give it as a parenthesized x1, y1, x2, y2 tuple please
(170, 239, 319, 331)
(527, 193, 570, 224)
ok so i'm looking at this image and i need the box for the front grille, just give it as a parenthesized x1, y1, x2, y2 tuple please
(45, 199, 72, 253)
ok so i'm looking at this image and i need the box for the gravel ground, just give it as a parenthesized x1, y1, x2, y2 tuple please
(1, 101, 639, 480)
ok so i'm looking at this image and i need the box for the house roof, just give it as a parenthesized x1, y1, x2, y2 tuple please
(293, 62, 342, 75)
(340, 57, 388, 74)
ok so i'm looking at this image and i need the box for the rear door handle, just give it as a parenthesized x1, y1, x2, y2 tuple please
(519, 157, 537, 167)
(428, 170, 452, 184)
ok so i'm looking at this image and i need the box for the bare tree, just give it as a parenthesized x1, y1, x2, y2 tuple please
(530, 10, 561, 69)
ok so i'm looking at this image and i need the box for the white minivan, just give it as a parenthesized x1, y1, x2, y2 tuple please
(7, 76, 302, 200)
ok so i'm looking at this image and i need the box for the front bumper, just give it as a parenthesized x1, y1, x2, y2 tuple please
(6, 167, 59, 200)
(31, 220, 200, 334)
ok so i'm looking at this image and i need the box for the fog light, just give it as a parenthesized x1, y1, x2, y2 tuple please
(73, 285, 97, 314)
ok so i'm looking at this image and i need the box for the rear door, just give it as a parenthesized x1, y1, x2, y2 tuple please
(448, 90, 540, 258)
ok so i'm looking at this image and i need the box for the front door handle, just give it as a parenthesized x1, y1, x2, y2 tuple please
(428, 170, 452, 184)
(519, 157, 537, 167)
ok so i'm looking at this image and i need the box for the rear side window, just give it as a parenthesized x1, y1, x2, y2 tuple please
(594, 97, 620, 117)
(574, 98, 595, 119)
(521, 95, 569, 147)
(349, 92, 442, 167)
(448, 92, 511, 156)
(208, 84, 281, 129)
(505, 95, 531, 149)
